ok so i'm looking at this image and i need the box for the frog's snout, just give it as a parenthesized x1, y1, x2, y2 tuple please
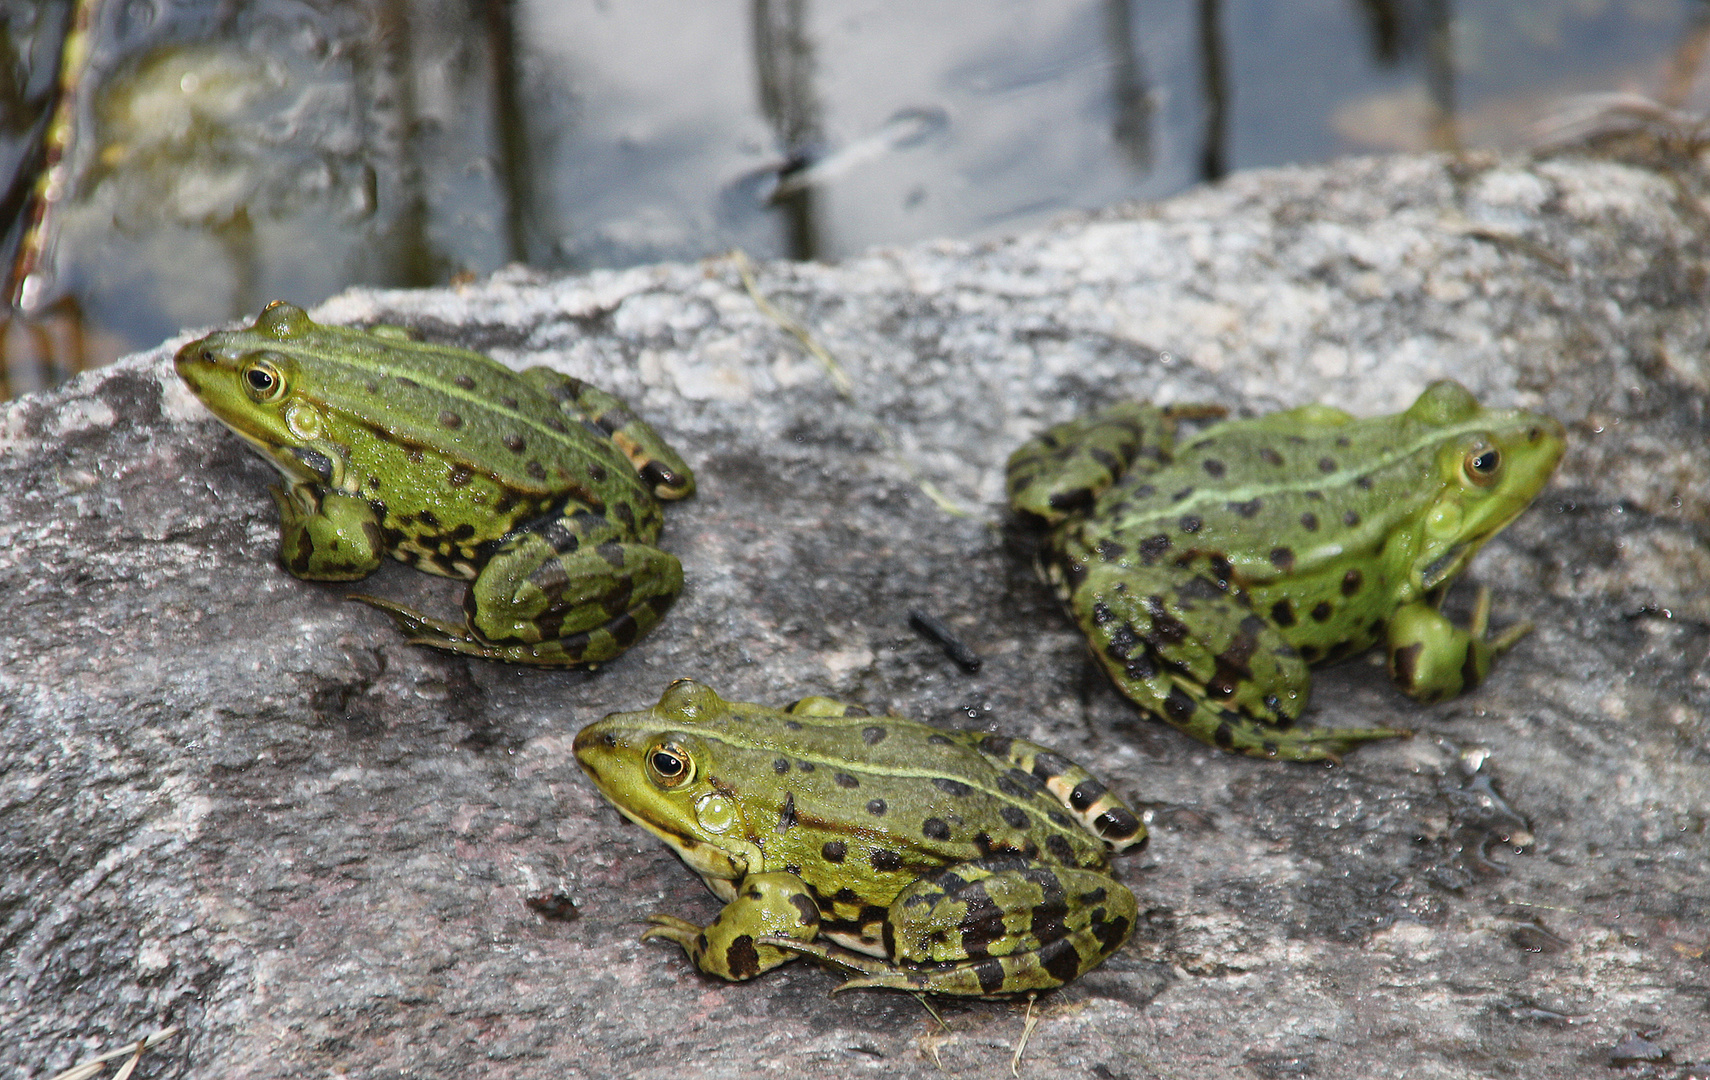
(572, 722, 621, 765)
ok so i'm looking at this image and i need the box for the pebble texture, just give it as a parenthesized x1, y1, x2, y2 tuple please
(2, 152, 1706, 1079)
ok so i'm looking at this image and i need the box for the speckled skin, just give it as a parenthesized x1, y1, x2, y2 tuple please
(173, 301, 694, 666)
(1007, 381, 1565, 762)
(574, 680, 1146, 997)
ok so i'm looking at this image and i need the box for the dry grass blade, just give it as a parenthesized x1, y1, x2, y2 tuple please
(46, 1025, 181, 1080)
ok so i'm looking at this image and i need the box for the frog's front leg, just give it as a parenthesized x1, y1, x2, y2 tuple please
(1386, 587, 1532, 704)
(1070, 561, 1407, 761)
(522, 368, 696, 499)
(354, 512, 683, 666)
(272, 482, 385, 581)
(641, 872, 821, 981)
(767, 854, 1137, 997)
(1006, 402, 1224, 524)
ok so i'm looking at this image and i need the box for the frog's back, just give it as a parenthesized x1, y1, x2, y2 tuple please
(1092, 391, 1510, 582)
(279, 322, 655, 513)
(702, 704, 1115, 877)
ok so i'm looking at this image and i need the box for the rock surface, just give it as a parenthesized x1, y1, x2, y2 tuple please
(3, 152, 1707, 1079)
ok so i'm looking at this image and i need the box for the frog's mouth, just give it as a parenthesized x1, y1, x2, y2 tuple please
(1419, 542, 1470, 591)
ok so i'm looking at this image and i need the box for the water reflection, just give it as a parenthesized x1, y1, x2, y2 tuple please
(2, 0, 1708, 396)
(751, 0, 822, 261)
(484, 0, 548, 267)
(1198, 0, 1228, 181)
(1103, 0, 1153, 172)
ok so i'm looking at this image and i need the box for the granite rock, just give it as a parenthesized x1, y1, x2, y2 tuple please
(2, 152, 1707, 1079)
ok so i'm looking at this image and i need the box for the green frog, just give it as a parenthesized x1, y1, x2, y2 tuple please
(174, 300, 695, 666)
(574, 679, 1146, 997)
(1006, 380, 1564, 762)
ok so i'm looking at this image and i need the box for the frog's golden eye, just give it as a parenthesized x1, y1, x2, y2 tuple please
(1463, 443, 1502, 487)
(645, 742, 694, 788)
(241, 357, 287, 403)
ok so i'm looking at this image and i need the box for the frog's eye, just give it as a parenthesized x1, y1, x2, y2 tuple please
(241, 357, 287, 403)
(1463, 443, 1502, 487)
(645, 742, 694, 789)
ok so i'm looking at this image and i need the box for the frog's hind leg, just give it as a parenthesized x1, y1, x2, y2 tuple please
(1071, 564, 1406, 761)
(1006, 402, 1223, 525)
(354, 513, 683, 666)
(522, 368, 695, 498)
(764, 856, 1138, 998)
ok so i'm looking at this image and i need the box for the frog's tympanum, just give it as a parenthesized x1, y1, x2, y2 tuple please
(175, 301, 695, 666)
(1006, 381, 1564, 762)
(574, 680, 1146, 997)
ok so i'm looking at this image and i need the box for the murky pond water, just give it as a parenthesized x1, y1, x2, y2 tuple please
(2, 0, 1706, 395)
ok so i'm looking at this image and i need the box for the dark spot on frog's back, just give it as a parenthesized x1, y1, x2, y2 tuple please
(866, 798, 887, 816)
(1269, 547, 1296, 571)
(1300, 511, 1319, 531)
(1202, 458, 1226, 478)
(822, 840, 847, 863)
(1139, 534, 1171, 561)
(1343, 509, 1361, 527)
(834, 772, 860, 789)
(1341, 568, 1364, 596)
(1311, 601, 1334, 622)
(1030, 751, 1071, 782)
(1229, 498, 1263, 518)
(1096, 805, 1141, 840)
(1069, 779, 1106, 811)
(503, 434, 526, 453)
(1000, 806, 1029, 829)
(1048, 487, 1095, 512)
(1270, 599, 1296, 627)
(725, 936, 760, 979)
(1392, 641, 1423, 687)
(1259, 447, 1283, 466)
(1096, 538, 1126, 562)
(861, 725, 887, 745)
(1045, 834, 1078, 864)
(933, 778, 972, 797)
(438, 410, 463, 429)
(973, 957, 1007, 995)
(1318, 456, 1336, 473)
(979, 733, 1012, 756)
(871, 849, 904, 872)
(789, 893, 819, 927)
(1179, 514, 1203, 533)
(453, 374, 475, 390)
(1088, 446, 1121, 474)
(922, 817, 951, 841)
(1163, 686, 1195, 722)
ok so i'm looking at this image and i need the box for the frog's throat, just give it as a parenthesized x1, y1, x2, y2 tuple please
(1415, 490, 1533, 591)
(610, 800, 753, 885)
(209, 412, 346, 490)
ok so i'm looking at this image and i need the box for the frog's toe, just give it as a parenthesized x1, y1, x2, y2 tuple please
(640, 914, 703, 948)
(347, 593, 465, 640)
